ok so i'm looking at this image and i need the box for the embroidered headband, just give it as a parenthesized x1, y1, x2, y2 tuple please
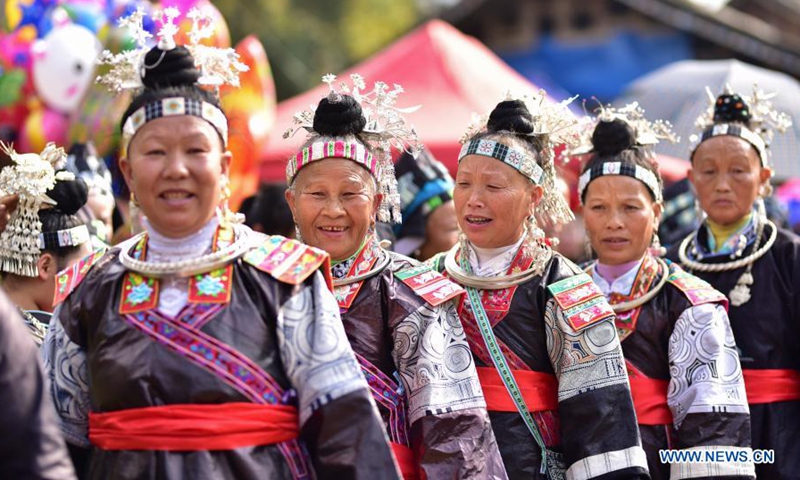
(38, 225, 91, 250)
(122, 96, 229, 147)
(458, 138, 545, 185)
(98, 7, 248, 149)
(578, 161, 663, 203)
(286, 141, 378, 184)
(0, 143, 76, 277)
(459, 91, 580, 227)
(284, 74, 420, 224)
(690, 86, 791, 168)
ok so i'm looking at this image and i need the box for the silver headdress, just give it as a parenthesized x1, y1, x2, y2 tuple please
(573, 102, 679, 204)
(97, 7, 248, 149)
(571, 102, 679, 157)
(284, 73, 421, 224)
(0, 143, 74, 277)
(689, 84, 792, 168)
(459, 90, 580, 228)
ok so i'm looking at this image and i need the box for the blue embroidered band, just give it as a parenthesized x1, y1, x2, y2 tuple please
(458, 139, 544, 185)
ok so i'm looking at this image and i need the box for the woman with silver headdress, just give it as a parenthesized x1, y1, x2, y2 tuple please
(0, 143, 94, 346)
(42, 11, 396, 480)
(667, 87, 800, 479)
(428, 97, 648, 479)
(578, 106, 753, 479)
(284, 74, 504, 480)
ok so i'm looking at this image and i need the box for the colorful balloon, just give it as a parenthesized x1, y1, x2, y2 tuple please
(32, 23, 101, 113)
(220, 35, 276, 210)
(18, 105, 68, 152)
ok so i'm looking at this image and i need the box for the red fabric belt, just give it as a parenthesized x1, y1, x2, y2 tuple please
(743, 369, 800, 404)
(476, 366, 558, 413)
(89, 402, 299, 451)
(391, 442, 419, 480)
(628, 377, 672, 426)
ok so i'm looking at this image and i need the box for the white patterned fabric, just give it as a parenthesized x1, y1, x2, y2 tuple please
(565, 446, 649, 480)
(543, 298, 630, 402)
(41, 309, 91, 448)
(392, 300, 487, 424)
(277, 271, 374, 425)
(667, 303, 750, 427)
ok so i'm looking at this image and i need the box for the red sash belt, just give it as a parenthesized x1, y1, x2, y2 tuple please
(89, 403, 299, 451)
(391, 442, 419, 480)
(476, 366, 558, 413)
(743, 369, 800, 404)
(628, 377, 672, 426)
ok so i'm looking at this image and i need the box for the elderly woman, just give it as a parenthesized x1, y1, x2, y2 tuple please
(579, 109, 753, 479)
(41, 13, 396, 480)
(284, 76, 504, 479)
(429, 97, 648, 479)
(0, 144, 94, 345)
(667, 88, 800, 479)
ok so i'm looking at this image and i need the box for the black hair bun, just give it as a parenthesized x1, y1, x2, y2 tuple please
(713, 93, 751, 124)
(47, 173, 89, 216)
(592, 118, 636, 157)
(141, 46, 201, 89)
(487, 100, 535, 134)
(312, 94, 367, 137)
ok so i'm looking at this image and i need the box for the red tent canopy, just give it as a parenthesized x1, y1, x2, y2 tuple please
(259, 20, 558, 181)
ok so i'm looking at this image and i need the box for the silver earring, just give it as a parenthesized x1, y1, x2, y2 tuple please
(650, 232, 666, 257)
(294, 224, 303, 242)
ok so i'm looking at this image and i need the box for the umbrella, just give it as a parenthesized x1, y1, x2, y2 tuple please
(615, 59, 800, 180)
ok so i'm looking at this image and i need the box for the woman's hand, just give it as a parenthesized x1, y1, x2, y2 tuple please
(0, 194, 19, 234)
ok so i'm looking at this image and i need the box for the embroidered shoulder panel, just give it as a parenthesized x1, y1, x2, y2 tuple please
(395, 264, 464, 306)
(666, 264, 728, 307)
(54, 249, 108, 306)
(243, 235, 331, 287)
(547, 272, 614, 331)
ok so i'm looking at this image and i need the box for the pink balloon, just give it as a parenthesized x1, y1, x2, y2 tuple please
(18, 107, 68, 152)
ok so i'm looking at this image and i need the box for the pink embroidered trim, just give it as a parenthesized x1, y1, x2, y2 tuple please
(287, 141, 378, 184)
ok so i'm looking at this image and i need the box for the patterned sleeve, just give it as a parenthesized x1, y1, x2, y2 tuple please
(41, 305, 91, 448)
(666, 303, 755, 479)
(543, 298, 650, 479)
(277, 270, 400, 480)
(393, 300, 507, 479)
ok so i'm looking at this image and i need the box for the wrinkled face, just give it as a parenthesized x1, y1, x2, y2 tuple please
(286, 159, 381, 261)
(453, 155, 541, 249)
(120, 116, 230, 239)
(583, 175, 662, 265)
(690, 136, 771, 227)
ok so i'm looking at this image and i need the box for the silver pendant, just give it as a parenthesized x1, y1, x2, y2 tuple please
(729, 283, 751, 307)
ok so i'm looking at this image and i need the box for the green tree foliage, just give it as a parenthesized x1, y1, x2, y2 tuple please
(213, 0, 421, 100)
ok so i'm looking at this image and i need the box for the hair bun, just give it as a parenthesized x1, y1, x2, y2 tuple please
(591, 118, 636, 156)
(47, 173, 89, 216)
(312, 94, 367, 137)
(713, 93, 751, 125)
(141, 46, 201, 89)
(487, 100, 535, 134)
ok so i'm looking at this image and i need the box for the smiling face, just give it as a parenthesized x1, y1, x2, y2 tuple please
(453, 155, 541, 249)
(583, 175, 662, 265)
(689, 135, 772, 227)
(120, 115, 231, 239)
(286, 158, 381, 261)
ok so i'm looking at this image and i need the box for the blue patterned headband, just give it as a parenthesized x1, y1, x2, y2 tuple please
(579, 161, 662, 203)
(458, 139, 544, 185)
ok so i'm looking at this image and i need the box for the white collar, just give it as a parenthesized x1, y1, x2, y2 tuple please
(592, 257, 645, 296)
(467, 235, 525, 277)
(143, 216, 219, 263)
